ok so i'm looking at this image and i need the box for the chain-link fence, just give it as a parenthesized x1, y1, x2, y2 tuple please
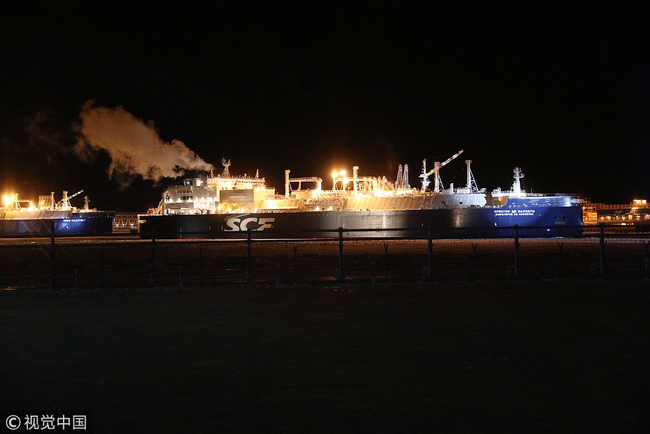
(1, 225, 649, 289)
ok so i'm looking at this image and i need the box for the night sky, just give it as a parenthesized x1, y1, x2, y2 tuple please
(1, 1, 649, 211)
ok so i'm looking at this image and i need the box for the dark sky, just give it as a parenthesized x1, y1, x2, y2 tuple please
(1, 1, 649, 210)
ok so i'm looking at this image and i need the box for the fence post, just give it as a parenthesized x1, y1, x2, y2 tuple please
(50, 221, 56, 290)
(337, 227, 345, 282)
(555, 241, 564, 280)
(246, 230, 252, 283)
(383, 243, 389, 281)
(471, 242, 478, 279)
(599, 224, 606, 278)
(293, 245, 298, 282)
(101, 249, 105, 288)
(215, 245, 219, 284)
(199, 247, 203, 285)
(427, 228, 433, 281)
(513, 225, 520, 279)
(641, 240, 650, 279)
(150, 229, 156, 287)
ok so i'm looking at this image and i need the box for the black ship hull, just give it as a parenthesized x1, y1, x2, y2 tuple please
(139, 207, 583, 239)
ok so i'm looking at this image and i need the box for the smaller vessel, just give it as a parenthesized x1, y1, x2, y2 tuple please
(0, 190, 114, 237)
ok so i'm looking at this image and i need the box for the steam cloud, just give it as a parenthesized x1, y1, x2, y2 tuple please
(76, 101, 213, 181)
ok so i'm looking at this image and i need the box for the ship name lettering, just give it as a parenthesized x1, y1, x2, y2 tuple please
(493, 209, 536, 216)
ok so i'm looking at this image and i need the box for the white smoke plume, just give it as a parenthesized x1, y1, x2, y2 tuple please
(76, 101, 213, 181)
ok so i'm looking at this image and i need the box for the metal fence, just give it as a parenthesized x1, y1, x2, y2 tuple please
(1, 224, 650, 290)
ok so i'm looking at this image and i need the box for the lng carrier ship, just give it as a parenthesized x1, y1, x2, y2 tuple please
(138, 151, 584, 238)
(0, 190, 114, 237)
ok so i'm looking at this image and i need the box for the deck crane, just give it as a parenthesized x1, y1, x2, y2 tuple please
(419, 149, 464, 193)
(59, 189, 84, 210)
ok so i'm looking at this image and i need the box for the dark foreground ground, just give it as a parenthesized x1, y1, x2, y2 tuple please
(1, 281, 649, 433)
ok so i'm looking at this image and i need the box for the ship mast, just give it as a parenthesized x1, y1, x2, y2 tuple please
(395, 164, 410, 189)
(221, 158, 231, 177)
(353, 166, 359, 194)
(465, 160, 479, 193)
(395, 164, 403, 189)
(512, 167, 525, 197)
(61, 190, 70, 210)
(433, 162, 442, 193)
(419, 159, 430, 191)
(285, 170, 291, 198)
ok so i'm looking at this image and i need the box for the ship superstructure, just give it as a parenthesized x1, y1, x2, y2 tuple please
(158, 151, 492, 214)
(159, 158, 276, 215)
